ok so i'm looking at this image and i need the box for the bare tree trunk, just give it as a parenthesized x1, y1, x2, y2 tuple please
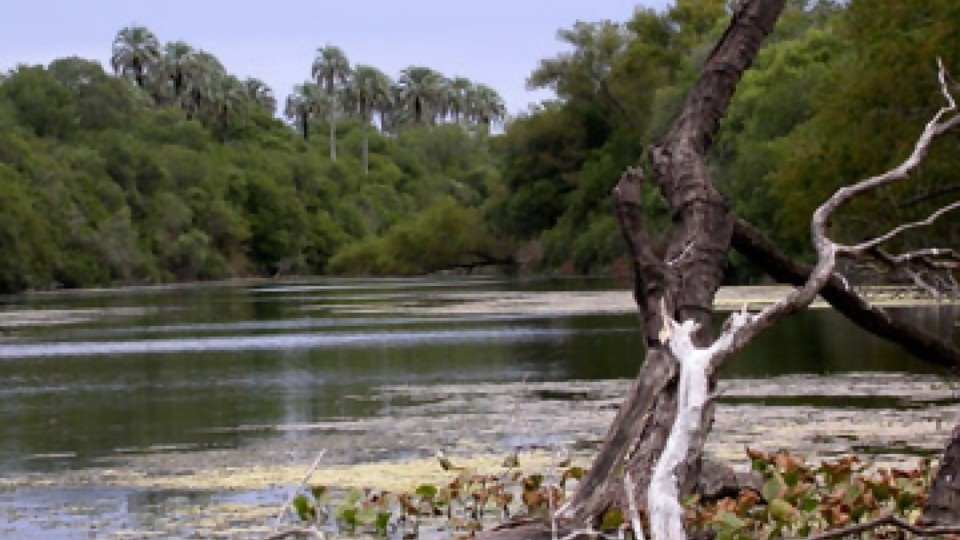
(481, 4, 786, 539)
(559, 0, 786, 524)
(482, 3, 960, 539)
(922, 424, 960, 526)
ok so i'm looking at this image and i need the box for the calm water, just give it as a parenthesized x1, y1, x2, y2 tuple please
(0, 277, 957, 538)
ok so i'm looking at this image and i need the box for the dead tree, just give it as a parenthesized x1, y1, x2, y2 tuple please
(922, 423, 960, 526)
(480, 1, 960, 539)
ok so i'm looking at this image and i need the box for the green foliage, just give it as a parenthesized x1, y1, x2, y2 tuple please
(285, 466, 579, 537)
(493, 0, 959, 280)
(685, 449, 935, 539)
(328, 196, 505, 276)
(2, 2, 957, 291)
(769, 0, 960, 258)
(0, 48, 505, 293)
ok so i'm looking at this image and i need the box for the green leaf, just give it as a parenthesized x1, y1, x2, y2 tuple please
(293, 494, 313, 522)
(768, 499, 797, 522)
(717, 511, 746, 530)
(782, 469, 801, 488)
(357, 508, 378, 526)
(375, 512, 392, 536)
(762, 476, 784, 502)
(599, 508, 624, 531)
(525, 474, 544, 490)
(415, 484, 438, 499)
(310, 485, 328, 502)
(798, 494, 818, 512)
(344, 488, 362, 505)
(339, 507, 358, 529)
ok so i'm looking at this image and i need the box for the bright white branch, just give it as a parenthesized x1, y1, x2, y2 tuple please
(647, 307, 751, 540)
(840, 200, 960, 254)
(644, 58, 960, 540)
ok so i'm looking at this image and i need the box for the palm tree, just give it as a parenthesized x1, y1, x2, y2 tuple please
(242, 78, 277, 115)
(206, 75, 250, 140)
(445, 77, 474, 125)
(176, 51, 226, 119)
(468, 84, 507, 132)
(159, 41, 196, 102)
(397, 66, 443, 125)
(345, 65, 393, 174)
(284, 82, 328, 141)
(311, 45, 351, 161)
(380, 84, 405, 134)
(111, 26, 161, 88)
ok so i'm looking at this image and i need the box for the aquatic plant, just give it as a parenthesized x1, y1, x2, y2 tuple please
(275, 450, 960, 540)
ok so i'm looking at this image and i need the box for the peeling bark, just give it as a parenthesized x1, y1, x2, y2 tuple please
(480, 3, 957, 540)
(922, 424, 960, 526)
(553, 0, 787, 528)
(474, 6, 792, 540)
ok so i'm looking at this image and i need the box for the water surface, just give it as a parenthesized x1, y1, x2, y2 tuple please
(0, 277, 957, 538)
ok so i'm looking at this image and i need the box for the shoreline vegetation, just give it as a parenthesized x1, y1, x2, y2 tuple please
(1, 372, 956, 538)
(1, 0, 957, 296)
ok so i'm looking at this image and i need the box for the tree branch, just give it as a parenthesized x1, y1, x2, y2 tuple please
(731, 218, 960, 369)
(794, 514, 960, 540)
(716, 58, 960, 368)
(649, 57, 960, 539)
(840, 200, 960, 254)
(612, 167, 677, 344)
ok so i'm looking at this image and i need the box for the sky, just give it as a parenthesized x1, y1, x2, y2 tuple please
(0, 0, 669, 116)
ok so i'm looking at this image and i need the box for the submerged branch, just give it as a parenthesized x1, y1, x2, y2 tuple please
(731, 218, 960, 369)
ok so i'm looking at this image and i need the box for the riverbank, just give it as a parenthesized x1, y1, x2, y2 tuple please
(1, 374, 956, 538)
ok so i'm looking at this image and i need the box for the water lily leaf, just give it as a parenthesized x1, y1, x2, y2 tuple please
(600, 508, 623, 531)
(716, 511, 746, 530)
(375, 512, 391, 535)
(415, 484, 438, 499)
(768, 499, 798, 522)
(293, 494, 314, 521)
(762, 475, 784, 502)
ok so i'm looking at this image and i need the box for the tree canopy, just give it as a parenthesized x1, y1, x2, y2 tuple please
(0, 0, 956, 293)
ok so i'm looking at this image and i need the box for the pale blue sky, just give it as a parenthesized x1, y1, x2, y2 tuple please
(0, 0, 669, 115)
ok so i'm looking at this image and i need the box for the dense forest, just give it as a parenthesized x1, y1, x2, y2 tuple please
(0, 0, 957, 294)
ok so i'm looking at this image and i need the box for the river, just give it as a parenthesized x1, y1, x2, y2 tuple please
(0, 277, 957, 538)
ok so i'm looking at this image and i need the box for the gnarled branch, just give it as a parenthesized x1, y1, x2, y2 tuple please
(731, 218, 960, 369)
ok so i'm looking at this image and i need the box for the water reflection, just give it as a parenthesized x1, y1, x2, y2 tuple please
(0, 278, 955, 477)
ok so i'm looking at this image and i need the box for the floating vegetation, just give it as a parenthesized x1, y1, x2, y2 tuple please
(684, 450, 937, 540)
(279, 461, 587, 539)
(272, 451, 945, 540)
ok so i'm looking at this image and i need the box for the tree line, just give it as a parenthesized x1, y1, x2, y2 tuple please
(0, 0, 956, 294)
(0, 28, 507, 293)
(490, 0, 959, 281)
